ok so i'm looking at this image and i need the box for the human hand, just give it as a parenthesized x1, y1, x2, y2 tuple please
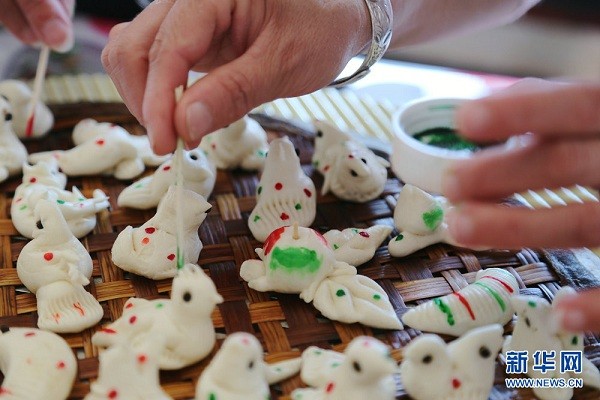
(443, 78, 600, 249)
(0, 0, 74, 51)
(102, 0, 371, 155)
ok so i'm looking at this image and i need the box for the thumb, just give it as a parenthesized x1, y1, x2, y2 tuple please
(21, 0, 74, 52)
(174, 51, 276, 148)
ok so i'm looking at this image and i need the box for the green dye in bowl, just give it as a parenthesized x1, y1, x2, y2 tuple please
(413, 127, 480, 151)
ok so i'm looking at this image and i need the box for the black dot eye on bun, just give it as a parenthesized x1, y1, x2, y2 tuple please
(479, 346, 491, 358)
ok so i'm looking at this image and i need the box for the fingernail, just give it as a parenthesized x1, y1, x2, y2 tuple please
(186, 102, 212, 142)
(41, 18, 73, 53)
(185, 140, 201, 150)
(549, 309, 562, 334)
(146, 125, 160, 154)
(53, 33, 74, 53)
(446, 207, 473, 244)
(146, 132, 154, 151)
(561, 309, 586, 331)
(456, 103, 490, 134)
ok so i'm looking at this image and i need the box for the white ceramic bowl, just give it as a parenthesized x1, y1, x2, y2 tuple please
(391, 98, 474, 194)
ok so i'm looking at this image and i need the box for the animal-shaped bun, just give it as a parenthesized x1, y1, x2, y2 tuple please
(0, 79, 53, 139)
(400, 324, 504, 400)
(248, 137, 316, 242)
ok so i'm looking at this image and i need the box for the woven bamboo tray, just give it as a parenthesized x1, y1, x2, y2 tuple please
(1, 102, 599, 400)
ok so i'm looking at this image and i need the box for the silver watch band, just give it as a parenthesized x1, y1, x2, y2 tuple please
(329, 0, 393, 88)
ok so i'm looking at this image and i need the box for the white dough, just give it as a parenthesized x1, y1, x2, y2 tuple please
(112, 185, 211, 280)
(324, 225, 393, 266)
(503, 287, 600, 400)
(84, 342, 172, 400)
(387, 184, 456, 257)
(402, 268, 519, 336)
(200, 116, 269, 170)
(313, 121, 390, 203)
(248, 137, 316, 242)
(11, 161, 109, 238)
(29, 121, 147, 180)
(400, 324, 504, 400)
(72, 118, 170, 167)
(240, 225, 402, 330)
(291, 336, 397, 400)
(92, 264, 223, 370)
(0, 96, 27, 182)
(0, 80, 53, 139)
(16, 200, 103, 333)
(196, 332, 301, 400)
(118, 148, 215, 209)
(312, 120, 351, 175)
(0, 326, 77, 400)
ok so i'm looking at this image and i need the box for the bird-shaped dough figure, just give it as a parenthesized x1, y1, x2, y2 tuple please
(28, 120, 147, 180)
(324, 225, 393, 266)
(312, 121, 390, 203)
(312, 120, 351, 175)
(0, 326, 77, 400)
(402, 268, 519, 336)
(400, 324, 504, 400)
(248, 136, 316, 242)
(0, 95, 27, 183)
(291, 336, 397, 400)
(196, 332, 301, 400)
(200, 116, 269, 170)
(92, 263, 223, 370)
(72, 118, 170, 167)
(241, 224, 402, 330)
(11, 160, 110, 238)
(118, 148, 216, 209)
(503, 287, 600, 400)
(84, 342, 172, 400)
(112, 185, 211, 279)
(388, 184, 457, 257)
(0, 79, 54, 139)
(16, 200, 103, 333)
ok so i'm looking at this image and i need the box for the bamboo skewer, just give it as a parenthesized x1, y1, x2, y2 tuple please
(174, 85, 186, 270)
(25, 45, 51, 138)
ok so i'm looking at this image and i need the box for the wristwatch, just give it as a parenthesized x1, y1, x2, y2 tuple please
(329, 0, 393, 88)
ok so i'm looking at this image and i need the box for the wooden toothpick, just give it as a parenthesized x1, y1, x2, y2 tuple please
(292, 221, 300, 240)
(25, 45, 50, 138)
(174, 85, 186, 270)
